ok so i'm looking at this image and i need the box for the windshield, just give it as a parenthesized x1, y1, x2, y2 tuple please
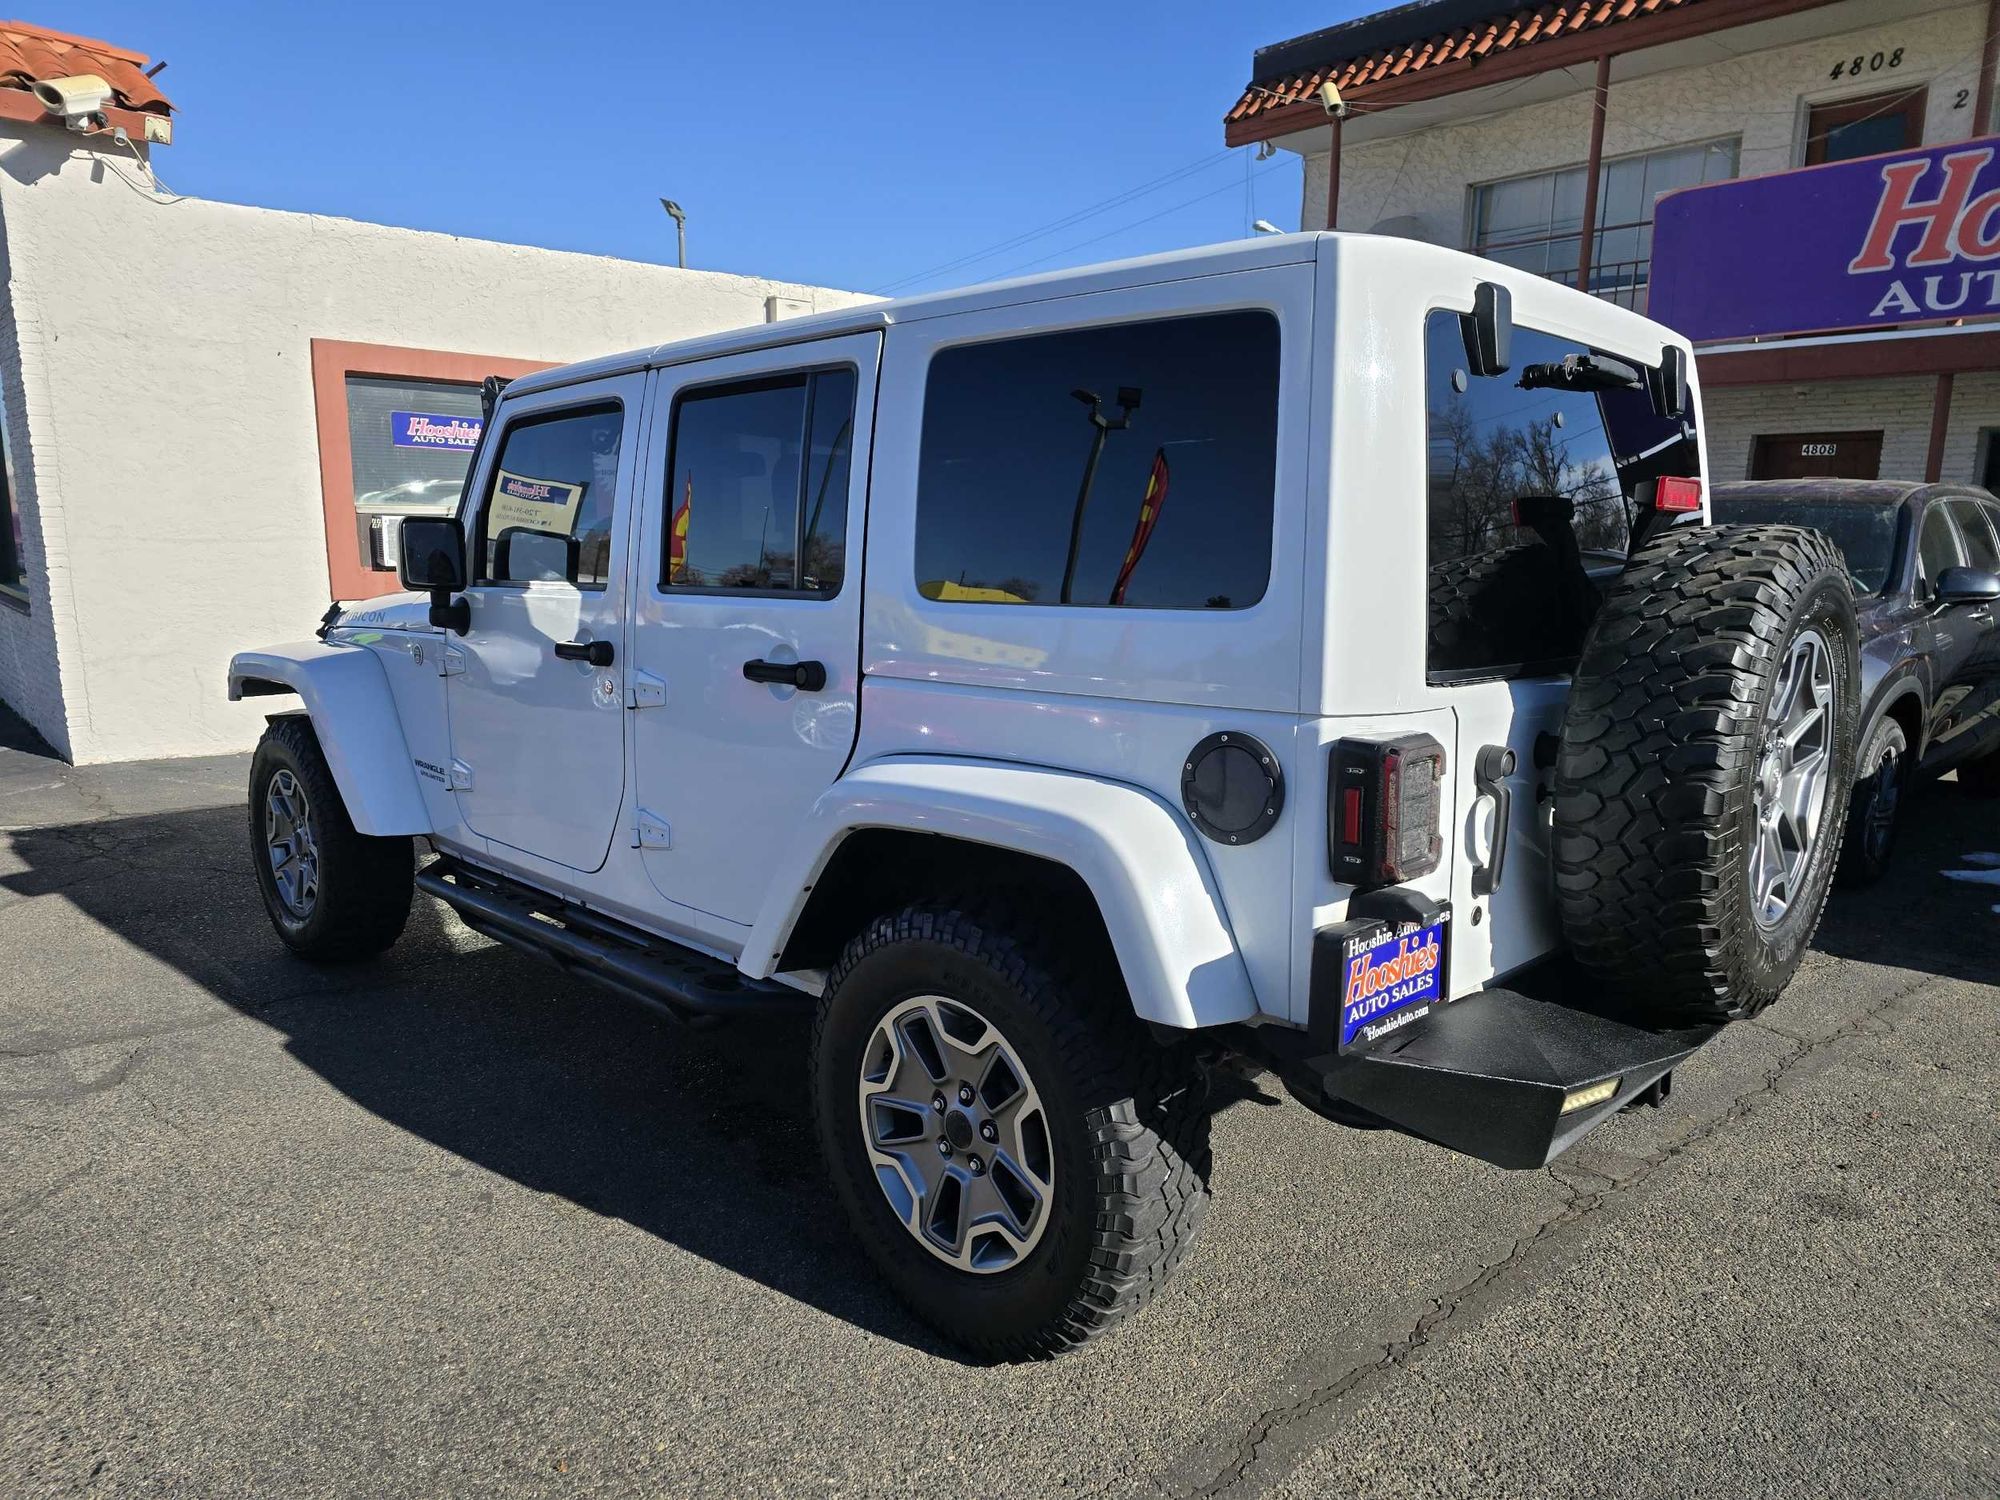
(1708, 496, 1899, 592)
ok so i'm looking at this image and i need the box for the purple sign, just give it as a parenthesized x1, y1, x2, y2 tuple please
(1649, 135, 2000, 341)
(391, 410, 482, 451)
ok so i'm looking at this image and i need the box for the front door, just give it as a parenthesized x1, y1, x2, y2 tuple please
(1750, 431, 1882, 480)
(627, 333, 881, 925)
(446, 374, 647, 871)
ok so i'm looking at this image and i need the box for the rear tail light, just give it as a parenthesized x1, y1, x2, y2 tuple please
(1653, 475, 1704, 514)
(1330, 734, 1445, 888)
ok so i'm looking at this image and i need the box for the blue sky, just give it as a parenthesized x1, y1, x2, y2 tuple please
(61, 1, 1368, 296)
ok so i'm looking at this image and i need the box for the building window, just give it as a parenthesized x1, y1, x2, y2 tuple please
(913, 311, 1280, 610)
(1803, 87, 1924, 166)
(663, 367, 856, 594)
(311, 340, 552, 603)
(1471, 138, 1739, 310)
(0, 383, 23, 608)
(345, 375, 485, 530)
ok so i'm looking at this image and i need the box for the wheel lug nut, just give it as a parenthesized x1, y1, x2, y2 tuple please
(937, 1139, 953, 1157)
(931, 1092, 947, 1114)
(979, 1121, 998, 1143)
(957, 1083, 976, 1106)
(966, 1154, 985, 1175)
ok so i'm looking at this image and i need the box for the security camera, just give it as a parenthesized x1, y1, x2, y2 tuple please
(1318, 80, 1347, 118)
(30, 74, 113, 131)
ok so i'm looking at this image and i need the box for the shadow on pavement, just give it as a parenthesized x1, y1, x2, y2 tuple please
(1814, 777, 2000, 986)
(3, 801, 1003, 1360)
(2, 769, 1990, 1363)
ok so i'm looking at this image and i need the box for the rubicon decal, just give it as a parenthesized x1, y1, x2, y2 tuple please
(1339, 920, 1446, 1048)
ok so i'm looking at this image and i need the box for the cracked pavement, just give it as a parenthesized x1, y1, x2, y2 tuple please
(1, 711, 1995, 1499)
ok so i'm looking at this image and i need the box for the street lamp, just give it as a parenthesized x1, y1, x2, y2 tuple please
(660, 199, 687, 268)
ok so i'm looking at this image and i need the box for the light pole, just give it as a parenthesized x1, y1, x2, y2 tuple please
(1059, 387, 1142, 604)
(659, 199, 687, 268)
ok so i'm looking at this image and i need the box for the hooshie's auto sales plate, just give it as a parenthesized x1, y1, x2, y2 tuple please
(1338, 917, 1448, 1051)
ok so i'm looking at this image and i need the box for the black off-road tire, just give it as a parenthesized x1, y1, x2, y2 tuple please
(248, 716, 414, 962)
(811, 904, 1210, 1360)
(1553, 525, 1858, 1026)
(1956, 744, 2000, 797)
(1837, 715, 1909, 887)
(1427, 543, 1584, 678)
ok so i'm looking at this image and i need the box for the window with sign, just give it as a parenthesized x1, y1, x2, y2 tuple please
(345, 375, 484, 518)
(475, 404, 624, 587)
(663, 368, 856, 594)
(1472, 138, 1739, 310)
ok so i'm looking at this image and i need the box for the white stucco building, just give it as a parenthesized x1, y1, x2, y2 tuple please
(1229, 0, 2000, 491)
(0, 20, 869, 763)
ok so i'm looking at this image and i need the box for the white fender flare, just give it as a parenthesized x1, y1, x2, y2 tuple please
(742, 756, 1258, 1030)
(228, 642, 430, 836)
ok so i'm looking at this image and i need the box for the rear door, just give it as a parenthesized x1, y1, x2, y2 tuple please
(445, 376, 645, 871)
(1419, 308, 1703, 985)
(626, 333, 880, 924)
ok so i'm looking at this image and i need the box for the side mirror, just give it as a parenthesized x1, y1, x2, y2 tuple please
(494, 526, 578, 584)
(397, 517, 470, 634)
(1935, 565, 2000, 607)
(1460, 281, 1512, 377)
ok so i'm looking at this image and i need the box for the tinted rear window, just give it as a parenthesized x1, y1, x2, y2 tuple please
(1424, 310, 1700, 682)
(1708, 495, 1901, 592)
(914, 311, 1280, 610)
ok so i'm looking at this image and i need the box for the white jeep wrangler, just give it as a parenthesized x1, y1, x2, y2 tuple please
(231, 234, 1857, 1358)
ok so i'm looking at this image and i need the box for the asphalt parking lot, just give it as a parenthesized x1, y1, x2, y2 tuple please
(3, 710, 1996, 1499)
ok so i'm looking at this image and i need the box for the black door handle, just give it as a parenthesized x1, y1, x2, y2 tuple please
(1471, 744, 1516, 898)
(743, 658, 827, 692)
(553, 639, 614, 667)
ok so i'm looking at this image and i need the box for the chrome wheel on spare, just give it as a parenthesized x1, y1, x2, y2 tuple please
(264, 768, 321, 920)
(1749, 627, 1834, 932)
(859, 995, 1054, 1273)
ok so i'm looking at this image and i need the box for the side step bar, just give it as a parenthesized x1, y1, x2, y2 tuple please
(1265, 983, 1718, 1170)
(415, 860, 811, 1027)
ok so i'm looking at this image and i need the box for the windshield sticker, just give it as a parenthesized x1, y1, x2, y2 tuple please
(489, 470, 583, 539)
(392, 411, 483, 451)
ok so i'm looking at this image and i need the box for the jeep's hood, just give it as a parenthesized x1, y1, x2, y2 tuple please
(324, 593, 436, 636)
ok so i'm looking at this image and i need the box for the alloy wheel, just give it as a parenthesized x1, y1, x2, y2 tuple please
(265, 768, 320, 920)
(1749, 628, 1835, 932)
(857, 995, 1054, 1273)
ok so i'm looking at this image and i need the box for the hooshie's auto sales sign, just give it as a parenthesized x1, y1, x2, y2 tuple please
(1649, 135, 2000, 341)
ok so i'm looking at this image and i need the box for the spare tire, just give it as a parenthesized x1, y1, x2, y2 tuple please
(1552, 525, 1858, 1026)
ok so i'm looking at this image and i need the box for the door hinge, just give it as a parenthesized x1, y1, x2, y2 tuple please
(449, 758, 474, 791)
(627, 670, 667, 710)
(438, 646, 467, 678)
(632, 809, 672, 849)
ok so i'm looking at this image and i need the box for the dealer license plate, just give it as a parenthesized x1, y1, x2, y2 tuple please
(1338, 917, 1450, 1051)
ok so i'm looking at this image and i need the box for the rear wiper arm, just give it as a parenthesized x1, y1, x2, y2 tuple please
(1518, 353, 1644, 392)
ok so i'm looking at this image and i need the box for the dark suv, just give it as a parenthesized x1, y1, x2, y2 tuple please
(1711, 479, 2000, 882)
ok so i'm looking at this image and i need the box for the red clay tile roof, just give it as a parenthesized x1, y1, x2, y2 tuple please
(0, 18, 172, 116)
(1227, 0, 1707, 131)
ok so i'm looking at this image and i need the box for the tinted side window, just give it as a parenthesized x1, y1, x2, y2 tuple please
(1916, 505, 1963, 594)
(1424, 309, 1698, 682)
(477, 405, 623, 587)
(1950, 500, 2000, 573)
(665, 368, 855, 594)
(914, 311, 1279, 609)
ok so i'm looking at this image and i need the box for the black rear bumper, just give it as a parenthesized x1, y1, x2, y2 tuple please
(1283, 985, 1715, 1169)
